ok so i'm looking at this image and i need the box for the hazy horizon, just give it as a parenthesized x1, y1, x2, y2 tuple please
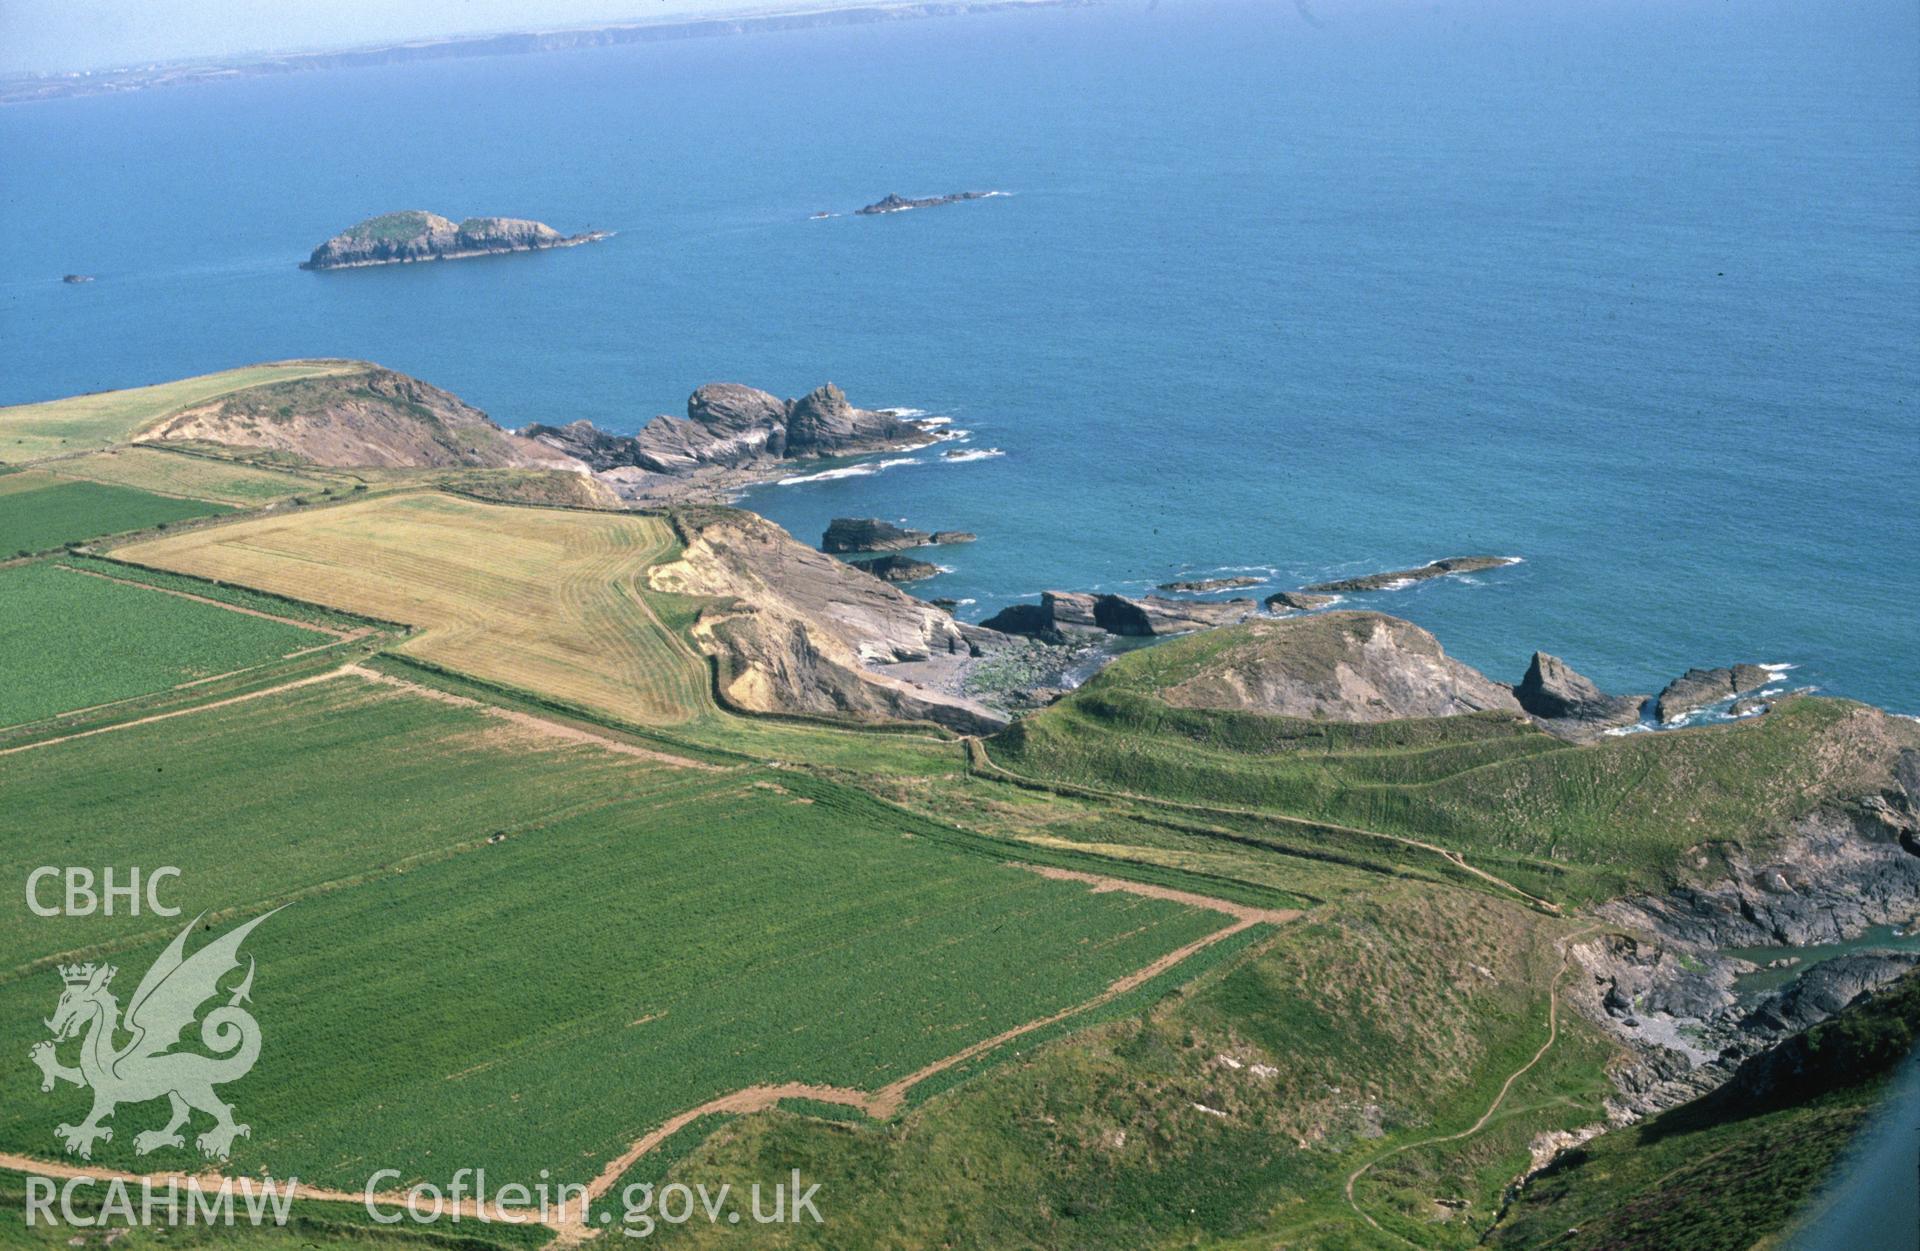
(0, 0, 923, 75)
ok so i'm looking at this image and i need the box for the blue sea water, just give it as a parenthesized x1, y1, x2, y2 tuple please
(2, 0, 1915, 710)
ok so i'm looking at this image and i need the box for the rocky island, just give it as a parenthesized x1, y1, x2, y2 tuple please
(1303, 555, 1519, 593)
(301, 210, 609, 270)
(857, 191, 998, 215)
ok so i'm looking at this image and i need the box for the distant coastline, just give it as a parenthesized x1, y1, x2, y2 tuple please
(0, 0, 1088, 105)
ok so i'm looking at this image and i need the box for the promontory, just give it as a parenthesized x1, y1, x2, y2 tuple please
(301, 211, 608, 270)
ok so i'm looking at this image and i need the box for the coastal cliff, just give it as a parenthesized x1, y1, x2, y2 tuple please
(301, 211, 607, 269)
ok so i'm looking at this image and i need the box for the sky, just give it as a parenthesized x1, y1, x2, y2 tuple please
(0, 0, 857, 75)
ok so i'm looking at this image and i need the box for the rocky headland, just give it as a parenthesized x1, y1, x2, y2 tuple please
(522, 382, 938, 499)
(301, 211, 608, 270)
(1656, 664, 1774, 724)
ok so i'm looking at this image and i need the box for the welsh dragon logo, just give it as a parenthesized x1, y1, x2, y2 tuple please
(30, 911, 278, 1162)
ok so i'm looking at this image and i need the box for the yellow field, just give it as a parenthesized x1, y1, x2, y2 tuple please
(119, 492, 715, 727)
(0, 359, 362, 462)
(43, 446, 332, 505)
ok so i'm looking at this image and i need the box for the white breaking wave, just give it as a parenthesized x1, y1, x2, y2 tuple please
(776, 456, 921, 486)
(881, 408, 932, 419)
(941, 447, 1005, 463)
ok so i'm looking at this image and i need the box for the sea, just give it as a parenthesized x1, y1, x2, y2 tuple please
(2, 0, 1915, 712)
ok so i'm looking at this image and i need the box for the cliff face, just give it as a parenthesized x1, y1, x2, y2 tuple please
(523, 382, 931, 475)
(647, 508, 1001, 733)
(302, 211, 604, 269)
(143, 365, 581, 471)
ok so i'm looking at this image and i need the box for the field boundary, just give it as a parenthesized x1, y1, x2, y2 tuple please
(964, 737, 1563, 913)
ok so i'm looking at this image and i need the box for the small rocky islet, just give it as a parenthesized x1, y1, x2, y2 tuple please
(300, 210, 608, 270)
(855, 190, 998, 215)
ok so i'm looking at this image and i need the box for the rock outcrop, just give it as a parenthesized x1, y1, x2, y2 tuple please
(302, 211, 607, 269)
(1264, 591, 1339, 613)
(1158, 576, 1264, 593)
(850, 554, 939, 583)
(1514, 652, 1646, 740)
(1655, 664, 1774, 724)
(821, 518, 974, 552)
(1117, 611, 1526, 722)
(524, 383, 932, 477)
(1561, 733, 1920, 1121)
(647, 508, 1002, 733)
(981, 591, 1262, 641)
(141, 364, 580, 471)
(1303, 555, 1518, 593)
(857, 191, 996, 215)
(1602, 757, 1920, 950)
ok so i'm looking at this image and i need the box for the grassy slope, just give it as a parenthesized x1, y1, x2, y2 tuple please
(1492, 971, 1920, 1251)
(0, 361, 361, 462)
(990, 665, 1911, 905)
(1, 674, 1242, 1193)
(0, 470, 232, 553)
(44, 446, 333, 505)
(634, 884, 1614, 1250)
(0, 561, 329, 727)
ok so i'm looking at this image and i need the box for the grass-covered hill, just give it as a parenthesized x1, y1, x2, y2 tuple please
(987, 620, 1920, 905)
(140, 364, 579, 470)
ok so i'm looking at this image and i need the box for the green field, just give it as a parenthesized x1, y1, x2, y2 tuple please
(0, 672, 1250, 1194)
(46, 446, 334, 505)
(0, 562, 332, 727)
(0, 472, 232, 554)
(0, 361, 360, 462)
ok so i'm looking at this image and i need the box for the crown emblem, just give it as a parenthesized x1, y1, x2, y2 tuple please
(58, 963, 104, 986)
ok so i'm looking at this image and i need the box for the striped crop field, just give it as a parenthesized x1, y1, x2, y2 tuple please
(118, 492, 714, 727)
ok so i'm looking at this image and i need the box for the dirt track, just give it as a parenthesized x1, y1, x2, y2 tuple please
(1341, 925, 1600, 1240)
